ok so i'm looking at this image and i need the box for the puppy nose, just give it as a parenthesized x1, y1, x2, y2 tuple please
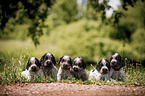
(74, 67, 79, 72)
(103, 68, 107, 72)
(111, 61, 116, 65)
(32, 66, 36, 70)
(63, 64, 68, 68)
(103, 68, 107, 74)
(44, 61, 52, 67)
(46, 61, 51, 65)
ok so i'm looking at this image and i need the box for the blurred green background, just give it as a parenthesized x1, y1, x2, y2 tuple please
(0, 0, 144, 68)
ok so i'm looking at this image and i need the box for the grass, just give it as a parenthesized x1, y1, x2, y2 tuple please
(0, 49, 145, 86)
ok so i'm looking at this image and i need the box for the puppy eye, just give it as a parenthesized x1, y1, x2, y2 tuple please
(101, 63, 103, 66)
(46, 57, 48, 60)
(62, 59, 65, 62)
(78, 63, 82, 67)
(106, 63, 109, 66)
(115, 57, 118, 60)
(110, 57, 113, 60)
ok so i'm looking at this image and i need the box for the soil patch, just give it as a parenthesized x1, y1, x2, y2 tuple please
(0, 83, 145, 96)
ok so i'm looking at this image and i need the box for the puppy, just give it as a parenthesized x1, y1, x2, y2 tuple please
(71, 57, 88, 81)
(40, 53, 57, 80)
(89, 58, 110, 81)
(57, 55, 72, 81)
(21, 57, 43, 80)
(110, 53, 126, 81)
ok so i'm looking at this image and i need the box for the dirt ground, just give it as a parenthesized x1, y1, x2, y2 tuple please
(0, 83, 145, 96)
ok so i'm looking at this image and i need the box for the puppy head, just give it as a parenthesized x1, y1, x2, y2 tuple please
(96, 58, 110, 74)
(26, 57, 41, 72)
(72, 57, 86, 72)
(110, 53, 125, 71)
(40, 53, 56, 68)
(58, 55, 72, 70)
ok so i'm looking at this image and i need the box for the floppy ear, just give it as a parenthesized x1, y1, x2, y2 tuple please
(35, 58, 41, 68)
(118, 54, 125, 67)
(51, 54, 56, 65)
(58, 56, 63, 64)
(110, 56, 113, 62)
(71, 58, 74, 66)
(26, 58, 31, 70)
(96, 60, 101, 72)
(69, 57, 73, 66)
(40, 53, 46, 65)
(120, 56, 125, 67)
(106, 59, 110, 71)
(82, 59, 87, 69)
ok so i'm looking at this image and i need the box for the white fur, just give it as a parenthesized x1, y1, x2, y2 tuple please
(57, 67, 71, 81)
(89, 69, 109, 81)
(21, 69, 43, 81)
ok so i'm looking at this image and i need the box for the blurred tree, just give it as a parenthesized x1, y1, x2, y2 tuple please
(87, 0, 111, 21)
(50, 0, 78, 25)
(110, 0, 145, 40)
(0, 0, 142, 46)
(0, 0, 52, 46)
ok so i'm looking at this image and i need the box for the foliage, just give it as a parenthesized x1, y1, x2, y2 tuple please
(0, 18, 144, 63)
(111, 0, 145, 40)
(131, 28, 145, 55)
(0, 0, 52, 46)
(50, 0, 78, 26)
(87, 0, 111, 21)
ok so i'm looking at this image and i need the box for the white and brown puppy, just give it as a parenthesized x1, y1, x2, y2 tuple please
(40, 53, 57, 80)
(89, 58, 110, 81)
(21, 57, 43, 80)
(57, 55, 72, 81)
(71, 57, 88, 81)
(110, 53, 126, 81)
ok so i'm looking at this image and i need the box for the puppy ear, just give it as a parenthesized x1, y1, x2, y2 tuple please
(71, 58, 74, 66)
(26, 58, 31, 70)
(40, 53, 46, 65)
(82, 59, 87, 69)
(35, 57, 41, 68)
(96, 60, 101, 71)
(118, 54, 125, 67)
(110, 56, 113, 62)
(51, 54, 56, 65)
(120, 55, 125, 67)
(69, 58, 73, 66)
(58, 56, 63, 64)
(106, 59, 110, 71)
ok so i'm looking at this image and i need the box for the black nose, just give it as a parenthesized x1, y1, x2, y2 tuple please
(63, 64, 68, 68)
(111, 61, 116, 65)
(45, 61, 52, 67)
(103, 68, 107, 74)
(32, 66, 36, 71)
(74, 67, 79, 72)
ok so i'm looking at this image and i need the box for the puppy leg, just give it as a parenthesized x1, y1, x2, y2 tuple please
(57, 67, 62, 81)
(119, 70, 126, 81)
(51, 68, 57, 80)
(81, 70, 88, 81)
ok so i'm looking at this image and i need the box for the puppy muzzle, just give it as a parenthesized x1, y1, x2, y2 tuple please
(63, 64, 70, 69)
(31, 66, 37, 72)
(44, 61, 52, 67)
(73, 67, 79, 72)
(102, 68, 108, 74)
